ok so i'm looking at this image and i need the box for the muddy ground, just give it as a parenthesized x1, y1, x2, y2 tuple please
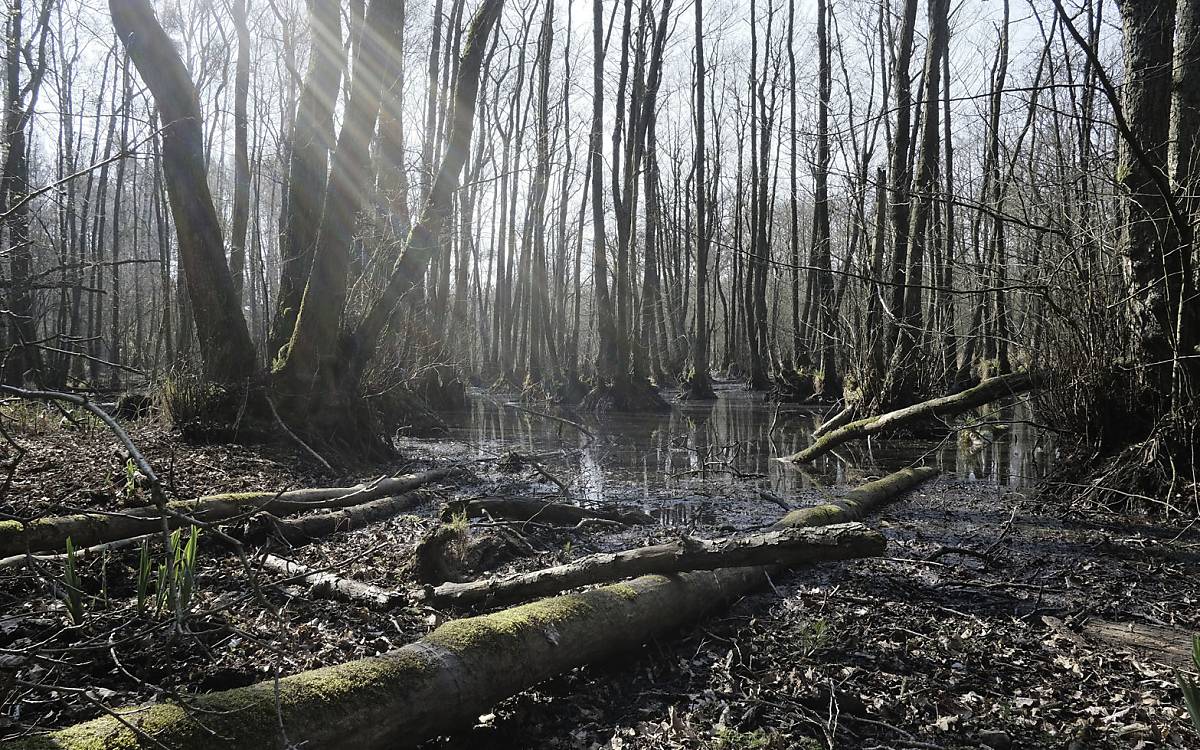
(0, 410, 1197, 749)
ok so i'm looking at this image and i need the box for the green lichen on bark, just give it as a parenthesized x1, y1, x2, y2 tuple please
(6, 651, 437, 750)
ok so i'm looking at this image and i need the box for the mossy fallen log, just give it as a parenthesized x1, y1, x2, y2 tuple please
(0, 468, 458, 557)
(13, 466, 936, 749)
(782, 371, 1046, 463)
(443, 496, 655, 526)
(422, 522, 885, 608)
(772, 466, 939, 527)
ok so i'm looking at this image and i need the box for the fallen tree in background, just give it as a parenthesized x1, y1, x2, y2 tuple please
(244, 491, 428, 545)
(0, 468, 458, 557)
(443, 496, 655, 526)
(11, 465, 937, 749)
(782, 371, 1046, 464)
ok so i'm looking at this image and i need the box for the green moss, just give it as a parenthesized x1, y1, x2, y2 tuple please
(428, 593, 596, 653)
(776, 503, 847, 529)
(607, 582, 642, 601)
(9, 651, 440, 750)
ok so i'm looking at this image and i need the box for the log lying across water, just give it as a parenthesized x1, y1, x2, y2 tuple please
(422, 522, 885, 608)
(13, 466, 936, 750)
(782, 371, 1046, 464)
(0, 467, 458, 557)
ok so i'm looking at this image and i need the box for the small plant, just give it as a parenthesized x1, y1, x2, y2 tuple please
(136, 540, 152, 614)
(154, 559, 171, 616)
(713, 726, 779, 750)
(148, 526, 201, 619)
(795, 618, 830, 658)
(61, 537, 85, 626)
(1180, 635, 1200, 732)
(176, 525, 200, 613)
(446, 508, 469, 533)
(120, 459, 144, 504)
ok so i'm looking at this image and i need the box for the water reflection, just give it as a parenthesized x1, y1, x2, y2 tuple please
(441, 387, 1051, 503)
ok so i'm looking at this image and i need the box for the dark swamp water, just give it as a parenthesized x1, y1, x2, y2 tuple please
(433, 383, 1053, 515)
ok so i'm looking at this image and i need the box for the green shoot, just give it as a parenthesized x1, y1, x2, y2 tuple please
(61, 537, 84, 626)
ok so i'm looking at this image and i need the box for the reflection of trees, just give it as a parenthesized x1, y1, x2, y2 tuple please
(448, 394, 1053, 498)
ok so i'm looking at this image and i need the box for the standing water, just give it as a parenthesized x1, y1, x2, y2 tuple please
(438, 383, 1052, 508)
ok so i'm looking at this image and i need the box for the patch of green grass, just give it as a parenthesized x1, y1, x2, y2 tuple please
(712, 726, 783, 750)
(1179, 635, 1200, 732)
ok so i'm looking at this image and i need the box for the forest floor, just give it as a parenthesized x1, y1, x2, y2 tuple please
(0, 411, 1198, 749)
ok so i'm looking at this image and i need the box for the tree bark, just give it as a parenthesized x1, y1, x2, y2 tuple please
(244, 492, 428, 545)
(260, 554, 405, 609)
(0, 468, 457, 556)
(423, 522, 885, 609)
(110, 0, 256, 384)
(442, 497, 654, 527)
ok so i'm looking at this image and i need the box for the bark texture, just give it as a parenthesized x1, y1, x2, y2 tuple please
(245, 492, 427, 545)
(109, 0, 256, 383)
(443, 497, 655, 526)
(424, 522, 885, 608)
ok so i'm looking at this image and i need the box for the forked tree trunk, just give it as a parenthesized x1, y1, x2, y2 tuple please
(354, 0, 506, 372)
(269, 0, 342, 357)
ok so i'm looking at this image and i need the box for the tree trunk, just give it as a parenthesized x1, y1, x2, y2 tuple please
(682, 0, 716, 399)
(269, 0, 342, 358)
(443, 496, 654, 527)
(0, 468, 457, 556)
(229, 0, 251, 303)
(424, 522, 885, 609)
(110, 0, 256, 384)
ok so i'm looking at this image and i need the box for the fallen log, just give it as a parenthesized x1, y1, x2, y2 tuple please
(812, 403, 856, 439)
(0, 532, 158, 570)
(773, 466, 939, 527)
(244, 491, 428, 545)
(782, 371, 1046, 463)
(0, 467, 459, 557)
(421, 522, 885, 608)
(260, 554, 404, 609)
(14, 466, 936, 750)
(443, 496, 654, 526)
